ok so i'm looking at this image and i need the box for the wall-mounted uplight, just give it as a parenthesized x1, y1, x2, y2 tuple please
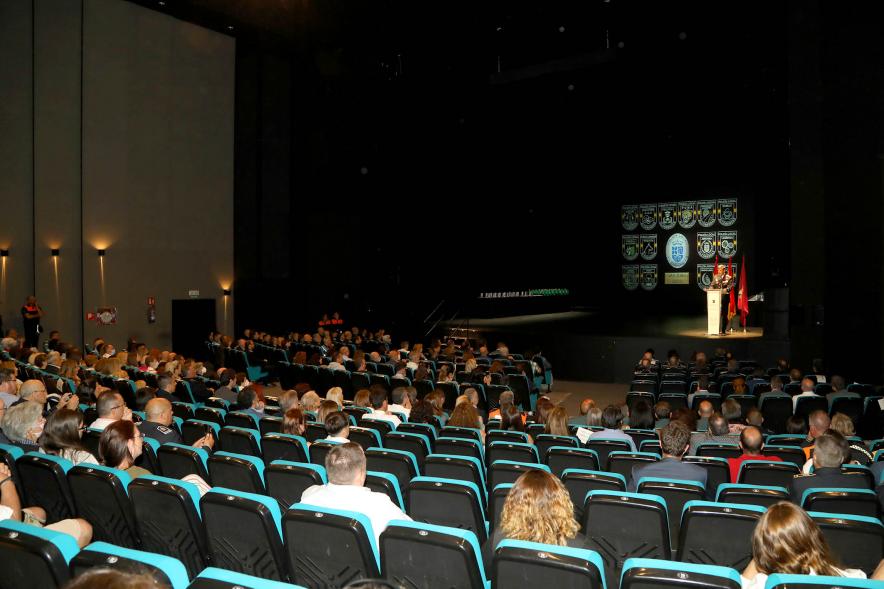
(97, 249, 106, 257)
(50, 248, 60, 257)
(0, 250, 8, 257)
(222, 288, 232, 296)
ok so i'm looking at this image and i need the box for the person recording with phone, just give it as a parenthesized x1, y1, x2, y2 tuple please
(140, 397, 214, 450)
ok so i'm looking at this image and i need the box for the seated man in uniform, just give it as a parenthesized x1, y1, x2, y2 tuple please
(140, 397, 214, 450)
(789, 430, 871, 504)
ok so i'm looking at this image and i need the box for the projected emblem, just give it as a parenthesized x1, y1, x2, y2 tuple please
(697, 200, 717, 227)
(718, 230, 738, 258)
(639, 204, 658, 230)
(622, 265, 640, 291)
(665, 233, 689, 269)
(697, 264, 716, 290)
(640, 264, 658, 291)
(677, 201, 697, 229)
(697, 232, 717, 259)
(621, 205, 639, 231)
(718, 198, 738, 227)
(639, 234, 658, 260)
(659, 203, 677, 230)
(622, 235, 639, 261)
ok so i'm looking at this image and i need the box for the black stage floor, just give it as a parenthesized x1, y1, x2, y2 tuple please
(441, 310, 790, 383)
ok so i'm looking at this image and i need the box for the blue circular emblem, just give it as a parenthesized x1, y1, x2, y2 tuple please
(666, 233, 689, 269)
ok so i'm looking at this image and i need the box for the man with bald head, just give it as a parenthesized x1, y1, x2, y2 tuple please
(727, 426, 781, 482)
(569, 398, 596, 426)
(801, 410, 831, 460)
(141, 397, 214, 449)
(696, 400, 714, 431)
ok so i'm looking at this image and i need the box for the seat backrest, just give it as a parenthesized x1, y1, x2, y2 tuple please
(682, 456, 730, 497)
(380, 520, 486, 589)
(304, 422, 327, 443)
(760, 396, 793, 433)
(358, 417, 395, 438)
(309, 439, 342, 467)
(181, 420, 221, 446)
(715, 483, 789, 508)
(586, 438, 633, 470)
(347, 426, 383, 451)
(81, 429, 102, 460)
(265, 460, 326, 509)
(809, 512, 884, 576)
(285, 503, 379, 586)
(440, 426, 483, 443)
(0, 519, 78, 588)
(486, 430, 530, 445)
(68, 464, 139, 548)
(532, 434, 578, 461)
(225, 411, 260, 430)
(406, 476, 487, 543)
(584, 491, 671, 589)
(794, 395, 828, 420)
(737, 460, 800, 487)
(194, 406, 226, 426)
(208, 451, 266, 494)
(69, 541, 189, 589)
(219, 426, 262, 457)
(489, 483, 513, 529)
(762, 445, 806, 466)
(763, 574, 878, 589)
(546, 447, 600, 478)
(396, 422, 437, 442)
(189, 566, 299, 589)
(801, 488, 880, 518)
(384, 431, 431, 468)
(636, 477, 706, 548)
(365, 448, 419, 491)
(258, 416, 283, 436)
(678, 501, 765, 570)
(561, 469, 626, 523)
(424, 454, 486, 497)
(201, 487, 288, 581)
(129, 475, 208, 578)
(0, 444, 26, 504)
(486, 441, 539, 466)
(488, 461, 551, 493)
(365, 470, 405, 511)
(434, 437, 484, 463)
(17, 452, 76, 524)
(696, 443, 742, 460)
(607, 451, 659, 481)
(492, 539, 606, 589)
(156, 443, 210, 481)
(261, 433, 309, 466)
(620, 557, 742, 589)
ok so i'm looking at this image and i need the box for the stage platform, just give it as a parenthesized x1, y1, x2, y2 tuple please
(441, 310, 789, 383)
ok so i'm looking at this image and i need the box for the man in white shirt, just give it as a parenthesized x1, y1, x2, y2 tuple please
(324, 411, 351, 443)
(364, 389, 401, 427)
(792, 377, 822, 412)
(89, 391, 132, 431)
(300, 442, 411, 544)
(0, 369, 20, 408)
(387, 386, 412, 419)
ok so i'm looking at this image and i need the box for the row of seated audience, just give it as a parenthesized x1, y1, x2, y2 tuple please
(1, 328, 883, 588)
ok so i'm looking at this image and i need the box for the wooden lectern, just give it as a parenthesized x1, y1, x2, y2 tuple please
(706, 289, 722, 335)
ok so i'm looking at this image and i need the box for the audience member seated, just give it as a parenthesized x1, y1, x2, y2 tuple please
(90, 391, 132, 431)
(531, 398, 554, 427)
(687, 375, 711, 408)
(64, 568, 159, 589)
(38, 408, 98, 466)
(214, 369, 237, 403)
(0, 462, 92, 547)
(500, 402, 531, 443)
(407, 400, 436, 426)
(133, 387, 156, 412)
(300, 442, 411, 544)
(629, 422, 709, 496)
(670, 407, 698, 432)
(829, 412, 872, 464)
(155, 373, 182, 403)
(785, 414, 808, 436)
(461, 387, 486, 422)
(325, 387, 344, 409)
(317, 400, 339, 424)
(0, 369, 20, 408)
(324, 411, 350, 443)
(790, 430, 871, 502)
(585, 407, 602, 427)
(629, 400, 655, 430)
(352, 389, 370, 409)
(826, 375, 857, 404)
(740, 502, 866, 588)
(365, 388, 401, 427)
(544, 406, 570, 437)
(388, 386, 412, 418)
(1, 401, 45, 452)
(597, 405, 636, 450)
(488, 390, 518, 421)
(283, 407, 307, 437)
(792, 377, 822, 412)
(569, 398, 596, 426)
(728, 426, 780, 482)
(801, 411, 830, 460)
(237, 386, 265, 421)
(447, 402, 484, 438)
(141, 398, 214, 450)
(653, 401, 671, 429)
(745, 408, 773, 436)
(689, 413, 736, 455)
(722, 398, 746, 434)
(99, 420, 152, 479)
(481, 469, 584, 577)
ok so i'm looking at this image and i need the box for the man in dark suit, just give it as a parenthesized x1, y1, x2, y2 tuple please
(789, 430, 871, 504)
(629, 421, 710, 498)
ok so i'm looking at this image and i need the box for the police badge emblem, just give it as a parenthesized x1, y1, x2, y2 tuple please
(696, 263, 715, 290)
(665, 233, 689, 269)
(639, 234, 658, 260)
(697, 199, 717, 228)
(718, 230, 737, 257)
(622, 235, 639, 261)
(717, 198, 738, 227)
(640, 264, 658, 291)
(639, 204, 657, 230)
(658, 203, 677, 230)
(621, 205, 639, 231)
(696, 231, 716, 259)
(622, 265, 640, 290)
(677, 201, 697, 228)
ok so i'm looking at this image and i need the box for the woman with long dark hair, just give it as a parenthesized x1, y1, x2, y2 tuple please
(38, 408, 97, 466)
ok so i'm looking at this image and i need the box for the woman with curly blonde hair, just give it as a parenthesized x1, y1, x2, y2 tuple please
(740, 501, 865, 588)
(481, 469, 583, 576)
